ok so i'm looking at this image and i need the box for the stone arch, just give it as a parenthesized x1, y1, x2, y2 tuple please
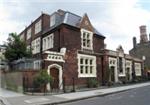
(47, 64, 63, 90)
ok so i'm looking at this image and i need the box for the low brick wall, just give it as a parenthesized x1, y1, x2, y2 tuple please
(1, 70, 39, 93)
(22, 70, 39, 90)
(1, 71, 23, 92)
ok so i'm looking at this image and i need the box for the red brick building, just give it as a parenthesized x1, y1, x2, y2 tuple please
(18, 9, 106, 90)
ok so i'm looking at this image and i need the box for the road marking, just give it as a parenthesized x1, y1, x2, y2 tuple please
(24, 98, 49, 103)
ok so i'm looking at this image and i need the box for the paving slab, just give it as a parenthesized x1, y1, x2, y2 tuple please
(0, 88, 24, 98)
(6, 95, 67, 105)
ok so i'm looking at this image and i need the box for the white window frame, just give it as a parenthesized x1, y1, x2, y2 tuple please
(78, 54, 96, 77)
(43, 38, 46, 50)
(134, 62, 142, 76)
(34, 60, 41, 70)
(35, 19, 41, 34)
(50, 15, 55, 27)
(109, 57, 117, 67)
(125, 60, 132, 67)
(81, 29, 93, 50)
(42, 33, 54, 51)
(27, 28, 31, 40)
(31, 37, 41, 54)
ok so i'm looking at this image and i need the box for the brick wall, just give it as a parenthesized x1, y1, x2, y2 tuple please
(1, 71, 23, 92)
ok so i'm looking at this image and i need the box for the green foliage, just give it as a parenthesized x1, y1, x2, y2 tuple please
(4, 33, 32, 62)
(33, 70, 53, 88)
(87, 78, 99, 88)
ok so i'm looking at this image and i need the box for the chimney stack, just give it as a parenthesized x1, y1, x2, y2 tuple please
(133, 37, 137, 48)
(140, 25, 148, 43)
(57, 9, 65, 15)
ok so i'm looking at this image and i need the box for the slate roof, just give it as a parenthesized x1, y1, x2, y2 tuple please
(63, 11, 104, 37)
(43, 10, 105, 38)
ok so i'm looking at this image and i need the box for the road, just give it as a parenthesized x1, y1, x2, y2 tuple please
(59, 85, 150, 105)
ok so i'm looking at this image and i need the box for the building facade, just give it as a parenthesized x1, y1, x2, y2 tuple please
(129, 25, 150, 70)
(18, 9, 106, 90)
(14, 9, 143, 91)
(104, 46, 143, 83)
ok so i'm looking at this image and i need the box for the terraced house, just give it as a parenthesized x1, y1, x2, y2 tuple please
(104, 46, 143, 84)
(18, 9, 106, 90)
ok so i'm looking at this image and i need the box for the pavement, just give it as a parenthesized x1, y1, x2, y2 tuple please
(0, 82, 150, 105)
(59, 84, 150, 105)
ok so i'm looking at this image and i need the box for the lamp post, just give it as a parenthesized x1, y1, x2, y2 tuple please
(142, 56, 146, 78)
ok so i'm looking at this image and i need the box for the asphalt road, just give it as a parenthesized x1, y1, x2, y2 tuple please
(59, 85, 150, 105)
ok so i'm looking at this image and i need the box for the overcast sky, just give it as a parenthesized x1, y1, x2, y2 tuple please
(1, 0, 150, 53)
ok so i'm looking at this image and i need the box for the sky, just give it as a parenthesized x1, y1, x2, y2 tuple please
(1, 0, 150, 53)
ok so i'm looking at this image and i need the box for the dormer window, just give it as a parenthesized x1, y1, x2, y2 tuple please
(81, 29, 93, 50)
(35, 19, 41, 34)
(50, 14, 55, 27)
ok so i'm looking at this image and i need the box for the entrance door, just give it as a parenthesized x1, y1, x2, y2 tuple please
(126, 68, 130, 81)
(50, 68, 59, 89)
(110, 66, 115, 82)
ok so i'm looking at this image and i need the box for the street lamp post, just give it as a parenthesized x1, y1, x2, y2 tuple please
(142, 56, 146, 79)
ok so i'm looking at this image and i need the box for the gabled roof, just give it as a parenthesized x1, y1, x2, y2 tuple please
(63, 11, 105, 37)
(44, 9, 105, 38)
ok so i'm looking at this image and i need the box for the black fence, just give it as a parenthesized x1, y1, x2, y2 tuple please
(23, 77, 76, 94)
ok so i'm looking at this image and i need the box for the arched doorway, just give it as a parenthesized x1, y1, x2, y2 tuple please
(47, 64, 63, 91)
(50, 67, 59, 89)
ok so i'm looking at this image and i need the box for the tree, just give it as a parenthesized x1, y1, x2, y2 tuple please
(4, 33, 32, 62)
(33, 70, 53, 93)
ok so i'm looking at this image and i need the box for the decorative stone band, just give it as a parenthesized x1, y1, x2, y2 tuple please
(43, 51, 65, 62)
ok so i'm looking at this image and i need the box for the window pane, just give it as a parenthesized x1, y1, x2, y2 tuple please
(83, 32, 86, 38)
(83, 41, 86, 46)
(80, 66, 83, 74)
(87, 40, 90, 47)
(85, 66, 88, 74)
(85, 59, 88, 64)
(80, 59, 83, 64)
(47, 37, 50, 48)
(87, 33, 89, 39)
(90, 59, 93, 65)
(90, 66, 93, 74)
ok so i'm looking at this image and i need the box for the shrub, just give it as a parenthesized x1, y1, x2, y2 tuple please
(107, 81, 113, 86)
(33, 70, 53, 92)
(87, 78, 99, 88)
